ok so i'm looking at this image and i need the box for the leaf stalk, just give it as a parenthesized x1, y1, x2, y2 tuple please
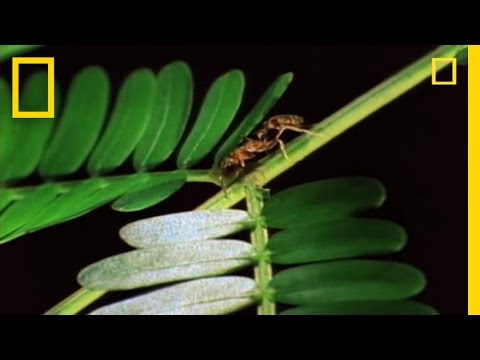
(245, 185, 275, 315)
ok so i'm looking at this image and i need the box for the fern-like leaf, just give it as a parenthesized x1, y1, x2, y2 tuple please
(78, 178, 436, 315)
(0, 63, 292, 244)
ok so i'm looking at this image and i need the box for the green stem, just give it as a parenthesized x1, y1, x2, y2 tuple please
(8, 169, 216, 200)
(45, 44, 465, 315)
(245, 185, 275, 315)
(44, 288, 105, 315)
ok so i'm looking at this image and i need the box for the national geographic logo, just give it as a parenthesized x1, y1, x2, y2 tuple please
(11, 57, 55, 118)
(431, 57, 457, 85)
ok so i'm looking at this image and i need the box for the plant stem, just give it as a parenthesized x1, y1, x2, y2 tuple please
(8, 169, 216, 200)
(44, 288, 105, 315)
(186, 170, 218, 183)
(45, 44, 465, 315)
(245, 185, 275, 315)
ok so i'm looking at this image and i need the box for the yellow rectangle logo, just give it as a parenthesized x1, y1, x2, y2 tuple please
(432, 57, 457, 85)
(12, 57, 54, 118)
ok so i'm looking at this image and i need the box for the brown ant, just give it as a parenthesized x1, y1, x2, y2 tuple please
(219, 137, 277, 186)
(256, 114, 318, 159)
(219, 114, 318, 186)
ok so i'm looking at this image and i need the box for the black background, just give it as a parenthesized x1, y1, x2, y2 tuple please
(0, 45, 467, 315)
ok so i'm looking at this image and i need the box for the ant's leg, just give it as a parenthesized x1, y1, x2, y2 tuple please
(281, 125, 321, 137)
(273, 125, 319, 142)
(275, 127, 286, 140)
(277, 139, 290, 160)
(266, 129, 290, 160)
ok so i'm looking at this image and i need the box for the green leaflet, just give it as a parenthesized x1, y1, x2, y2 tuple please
(457, 47, 468, 66)
(89, 276, 256, 315)
(263, 177, 386, 228)
(74, 175, 148, 212)
(269, 219, 407, 265)
(0, 45, 43, 62)
(111, 171, 187, 212)
(39, 67, 110, 178)
(271, 260, 426, 305)
(0, 190, 15, 213)
(87, 68, 157, 176)
(177, 70, 245, 169)
(111, 179, 184, 212)
(2, 176, 150, 243)
(213, 72, 293, 167)
(0, 184, 60, 242)
(120, 209, 252, 248)
(0, 78, 14, 184)
(38, 176, 144, 229)
(78, 240, 253, 290)
(134, 61, 193, 171)
(19, 179, 107, 233)
(280, 301, 438, 315)
(0, 72, 61, 183)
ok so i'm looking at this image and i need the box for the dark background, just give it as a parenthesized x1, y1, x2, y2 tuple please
(0, 45, 467, 314)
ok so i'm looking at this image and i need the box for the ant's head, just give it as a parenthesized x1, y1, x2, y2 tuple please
(219, 157, 243, 186)
(221, 156, 241, 170)
(267, 114, 305, 128)
(289, 114, 304, 125)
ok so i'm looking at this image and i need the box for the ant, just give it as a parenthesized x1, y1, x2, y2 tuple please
(219, 114, 318, 186)
(219, 137, 277, 186)
(256, 114, 318, 159)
